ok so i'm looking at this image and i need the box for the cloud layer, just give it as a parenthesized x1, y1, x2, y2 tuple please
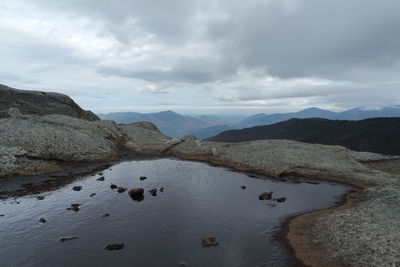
(1, 0, 399, 114)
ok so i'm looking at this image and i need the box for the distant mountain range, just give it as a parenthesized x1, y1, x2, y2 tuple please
(98, 110, 235, 138)
(98, 106, 400, 139)
(237, 107, 400, 128)
(208, 117, 400, 155)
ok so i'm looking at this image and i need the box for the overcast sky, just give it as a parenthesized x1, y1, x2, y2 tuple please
(1, 0, 400, 115)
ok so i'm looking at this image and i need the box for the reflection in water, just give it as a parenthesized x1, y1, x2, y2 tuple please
(0, 159, 350, 267)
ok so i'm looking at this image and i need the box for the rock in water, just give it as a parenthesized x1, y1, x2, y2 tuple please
(90, 193, 96, 197)
(117, 187, 127, 193)
(241, 186, 246, 190)
(97, 176, 105, 181)
(202, 236, 219, 247)
(110, 184, 117, 189)
(159, 187, 164, 192)
(128, 188, 144, 201)
(102, 213, 110, 218)
(140, 176, 147, 181)
(105, 243, 125, 250)
(60, 236, 79, 242)
(39, 218, 46, 223)
(259, 191, 273, 200)
(36, 196, 45, 200)
(277, 197, 287, 202)
(72, 186, 82, 191)
(149, 188, 157, 196)
(67, 203, 80, 212)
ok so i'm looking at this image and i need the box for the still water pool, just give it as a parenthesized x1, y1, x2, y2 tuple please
(0, 158, 350, 267)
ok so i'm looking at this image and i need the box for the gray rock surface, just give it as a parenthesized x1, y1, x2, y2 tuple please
(0, 84, 99, 120)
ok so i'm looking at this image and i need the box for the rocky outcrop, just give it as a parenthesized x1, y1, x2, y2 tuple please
(0, 84, 99, 121)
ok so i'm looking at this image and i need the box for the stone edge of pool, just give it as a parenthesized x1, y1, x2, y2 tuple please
(1, 109, 400, 266)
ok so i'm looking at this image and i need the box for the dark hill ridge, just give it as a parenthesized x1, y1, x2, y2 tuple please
(208, 117, 400, 155)
(0, 84, 99, 121)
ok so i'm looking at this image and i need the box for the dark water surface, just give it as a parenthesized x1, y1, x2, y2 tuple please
(0, 158, 350, 267)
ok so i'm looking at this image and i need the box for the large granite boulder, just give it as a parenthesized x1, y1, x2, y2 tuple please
(0, 84, 99, 121)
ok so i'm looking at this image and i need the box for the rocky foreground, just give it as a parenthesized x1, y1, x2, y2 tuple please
(1, 84, 399, 266)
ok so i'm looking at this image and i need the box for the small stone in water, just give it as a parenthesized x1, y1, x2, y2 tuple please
(67, 203, 80, 212)
(60, 236, 79, 242)
(117, 187, 127, 193)
(39, 218, 46, 223)
(277, 197, 287, 203)
(105, 243, 125, 250)
(149, 188, 157, 196)
(259, 191, 273, 200)
(140, 176, 147, 181)
(72, 186, 82, 191)
(36, 196, 45, 200)
(102, 213, 110, 218)
(90, 193, 96, 197)
(241, 186, 246, 190)
(159, 187, 164, 192)
(97, 176, 105, 181)
(202, 236, 219, 247)
(129, 188, 144, 201)
(110, 184, 117, 189)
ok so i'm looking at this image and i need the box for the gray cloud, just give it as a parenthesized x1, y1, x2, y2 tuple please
(1, 0, 400, 113)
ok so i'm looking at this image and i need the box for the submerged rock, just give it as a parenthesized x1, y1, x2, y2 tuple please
(39, 218, 46, 223)
(67, 203, 80, 212)
(60, 236, 79, 242)
(202, 236, 219, 247)
(128, 188, 144, 201)
(110, 184, 117, 189)
(72, 186, 82, 191)
(36, 196, 45, 200)
(90, 193, 96, 197)
(276, 197, 287, 203)
(102, 213, 110, 218)
(97, 176, 105, 181)
(105, 243, 125, 250)
(259, 191, 273, 200)
(241, 186, 247, 190)
(159, 187, 164, 192)
(149, 188, 157, 196)
(117, 187, 127, 193)
(140, 176, 147, 181)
